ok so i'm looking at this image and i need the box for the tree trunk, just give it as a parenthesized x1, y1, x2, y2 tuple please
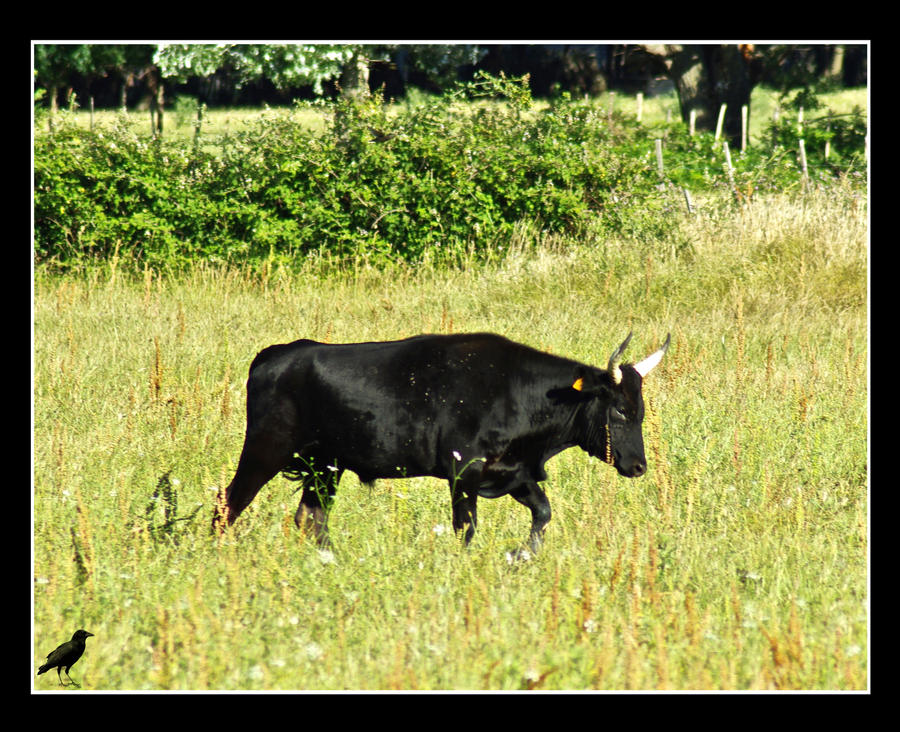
(48, 83, 59, 114)
(643, 44, 761, 148)
(340, 51, 370, 98)
(661, 46, 709, 127)
(155, 78, 164, 136)
(712, 45, 759, 145)
(47, 83, 59, 132)
(144, 66, 164, 137)
(828, 45, 845, 82)
(842, 45, 867, 87)
(119, 71, 133, 111)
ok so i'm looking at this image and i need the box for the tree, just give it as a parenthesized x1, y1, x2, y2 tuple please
(638, 44, 763, 147)
(636, 43, 866, 148)
(154, 44, 361, 96)
(396, 45, 486, 91)
(34, 44, 95, 113)
(34, 44, 157, 115)
(90, 45, 156, 109)
(154, 43, 485, 99)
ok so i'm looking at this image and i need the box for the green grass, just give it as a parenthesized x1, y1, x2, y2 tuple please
(33, 176, 867, 690)
(53, 85, 867, 150)
(44, 103, 330, 160)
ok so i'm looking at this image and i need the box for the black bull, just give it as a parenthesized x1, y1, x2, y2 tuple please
(213, 332, 669, 554)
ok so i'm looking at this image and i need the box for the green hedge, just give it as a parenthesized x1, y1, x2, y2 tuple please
(34, 73, 866, 269)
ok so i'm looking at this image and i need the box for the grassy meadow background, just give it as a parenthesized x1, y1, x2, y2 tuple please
(33, 87, 868, 691)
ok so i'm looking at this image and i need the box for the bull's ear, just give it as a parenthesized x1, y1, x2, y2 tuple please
(571, 365, 592, 393)
(548, 385, 588, 404)
(567, 366, 612, 396)
(547, 367, 593, 403)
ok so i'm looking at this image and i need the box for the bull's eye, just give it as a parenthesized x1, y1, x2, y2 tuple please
(610, 407, 626, 421)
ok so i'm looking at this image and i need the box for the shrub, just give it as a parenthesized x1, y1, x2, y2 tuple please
(764, 105, 867, 178)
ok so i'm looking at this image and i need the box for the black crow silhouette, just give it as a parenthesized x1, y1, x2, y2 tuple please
(37, 629, 94, 687)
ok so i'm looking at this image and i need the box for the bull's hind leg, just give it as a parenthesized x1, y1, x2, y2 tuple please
(214, 396, 299, 532)
(294, 461, 343, 546)
(213, 431, 293, 531)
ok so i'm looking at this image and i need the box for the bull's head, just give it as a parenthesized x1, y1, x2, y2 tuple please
(572, 332, 670, 477)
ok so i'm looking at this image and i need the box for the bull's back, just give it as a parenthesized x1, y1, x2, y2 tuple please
(251, 333, 516, 379)
(248, 333, 572, 406)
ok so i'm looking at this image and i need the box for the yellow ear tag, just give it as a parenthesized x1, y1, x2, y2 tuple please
(572, 377, 584, 392)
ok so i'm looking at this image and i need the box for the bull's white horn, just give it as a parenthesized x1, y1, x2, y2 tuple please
(633, 333, 671, 378)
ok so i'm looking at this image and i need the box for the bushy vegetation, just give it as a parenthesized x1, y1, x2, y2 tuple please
(34, 73, 866, 270)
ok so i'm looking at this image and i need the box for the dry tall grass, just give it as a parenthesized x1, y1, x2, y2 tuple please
(33, 183, 867, 690)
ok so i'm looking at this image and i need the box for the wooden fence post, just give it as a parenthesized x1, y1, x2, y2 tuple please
(741, 105, 748, 152)
(655, 139, 664, 180)
(193, 101, 204, 150)
(798, 139, 809, 188)
(723, 141, 735, 191)
(715, 103, 727, 142)
(682, 187, 694, 214)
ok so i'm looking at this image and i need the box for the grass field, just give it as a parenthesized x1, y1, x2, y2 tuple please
(32, 163, 867, 690)
(54, 85, 869, 149)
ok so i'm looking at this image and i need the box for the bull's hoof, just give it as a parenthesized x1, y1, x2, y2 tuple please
(505, 547, 535, 564)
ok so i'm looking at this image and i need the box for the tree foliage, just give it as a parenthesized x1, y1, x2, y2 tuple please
(154, 44, 359, 94)
(34, 45, 96, 87)
(35, 43, 865, 114)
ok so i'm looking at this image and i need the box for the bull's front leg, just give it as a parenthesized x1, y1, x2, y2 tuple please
(510, 481, 552, 556)
(294, 464, 342, 546)
(449, 484, 478, 546)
